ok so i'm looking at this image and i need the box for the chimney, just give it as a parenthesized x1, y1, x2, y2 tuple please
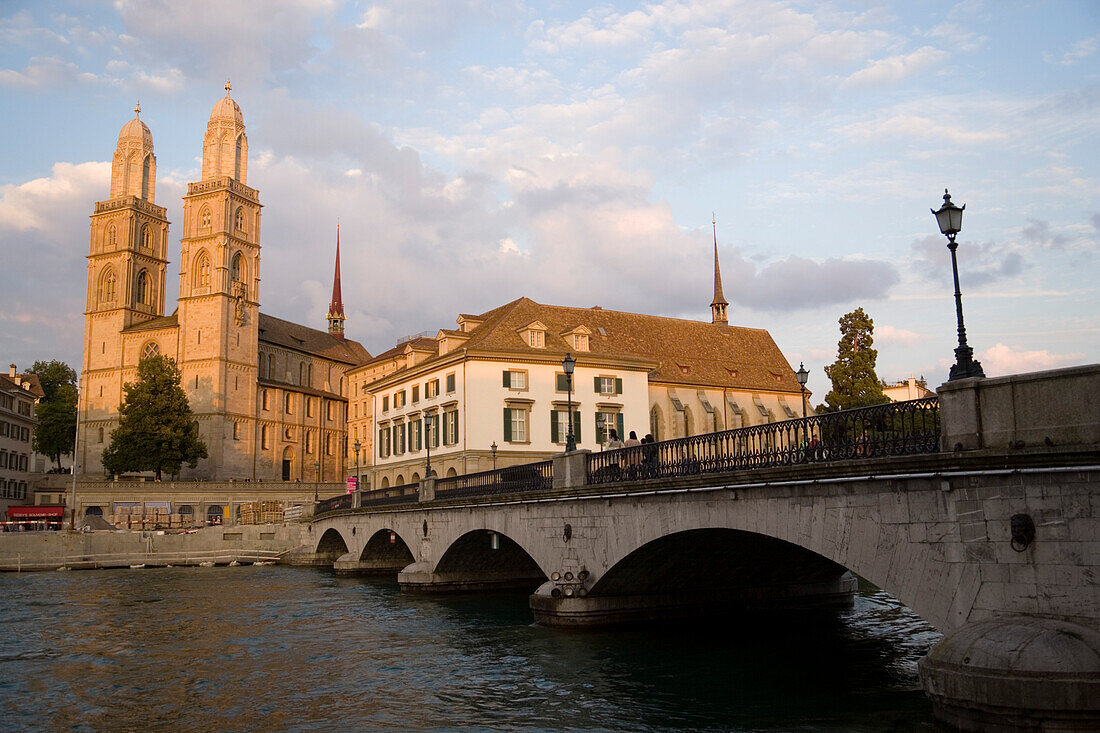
(8, 364, 15, 378)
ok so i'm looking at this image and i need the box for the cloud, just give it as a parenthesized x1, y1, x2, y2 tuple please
(0, 161, 109, 232)
(0, 56, 95, 90)
(909, 235, 1024, 287)
(978, 343, 1085, 377)
(1051, 35, 1098, 66)
(876, 325, 922, 346)
(835, 114, 1008, 145)
(843, 46, 949, 87)
(736, 256, 899, 311)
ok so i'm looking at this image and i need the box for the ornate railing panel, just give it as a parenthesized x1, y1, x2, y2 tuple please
(360, 483, 419, 508)
(315, 493, 353, 514)
(586, 397, 940, 485)
(435, 460, 553, 499)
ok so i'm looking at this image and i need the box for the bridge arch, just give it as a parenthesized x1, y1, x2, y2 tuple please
(314, 527, 349, 562)
(356, 528, 415, 572)
(426, 529, 546, 592)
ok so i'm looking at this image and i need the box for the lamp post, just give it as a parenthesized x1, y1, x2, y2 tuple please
(353, 439, 361, 491)
(932, 189, 985, 381)
(424, 413, 434, 478)
(562, 353, 576, 451)
(313, 461, 320, 502)
(490, 441, 498, 470)
(796, 362, 809, 451)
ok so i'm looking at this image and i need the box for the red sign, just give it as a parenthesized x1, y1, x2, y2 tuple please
(7, 506, 64, 518)
(346, 477, 358, 494)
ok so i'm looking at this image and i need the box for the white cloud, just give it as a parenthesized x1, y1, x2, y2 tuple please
(0, 56, 93, 89)
(0, 161, 109, 232)
(836, 114, 1008, 145)
(843, 46, 949, 87)
(978, 343, 1086, 377)
(1056, 35, 1097, 66)
(876, 325, 922, 346)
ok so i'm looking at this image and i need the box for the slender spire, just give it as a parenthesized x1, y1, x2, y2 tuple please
(327, 223, 346, 339)
(711, 214, 728, 325)
(134, 101, 141, 118)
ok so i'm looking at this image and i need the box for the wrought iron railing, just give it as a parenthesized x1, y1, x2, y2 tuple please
(360, 483, 419, 508)
(315, 493, 353, 514)
(586, 397, 940, 485)
(435, 460, 554, 499)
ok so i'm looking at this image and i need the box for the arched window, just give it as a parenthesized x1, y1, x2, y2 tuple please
(394, 474, 404, 486)
(380, 477, 390, 489)
(141, 341, 160, 360)
(234, 136, 243, 180)
(97, 427, 104, 443)
(141, 155, 151, 200)
(261, 425, 269, 449)
(299, 362, 305, 385)
(140, 225, 152, 249)
(230, 252, 243, 283)
(199, 206, 211, 229)
(193, 250, 211, 289)
(267, 354, 275, 380)
(99, 268, 117, 305)
(105, 224, 117, 251)
(234, 207, 245, 231)
(135, 270, 149, 305)
(650, 404, 663, 442)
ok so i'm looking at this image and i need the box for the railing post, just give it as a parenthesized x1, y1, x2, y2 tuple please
(352, 490, 362, 509)
(552, 449, 590, 490)
(420, 477, 436, 502)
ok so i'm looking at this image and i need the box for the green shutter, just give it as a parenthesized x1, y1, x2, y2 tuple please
(616, 413, 624, 440)
(452, 411, 459, 444)
(615, 378, 623, 395)
(551, 411, 559, 443)
(573, 411, 581, 442)
(504, 408, 511, 442)
(502, 371, 510, 388)
(594, 376, 601, 392)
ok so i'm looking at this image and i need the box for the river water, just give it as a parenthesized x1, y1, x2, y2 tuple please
(0, 567, 941, 731)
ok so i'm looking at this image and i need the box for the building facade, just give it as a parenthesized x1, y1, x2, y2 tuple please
(0, 365, 42, 519)
(77, 88, 369, 484)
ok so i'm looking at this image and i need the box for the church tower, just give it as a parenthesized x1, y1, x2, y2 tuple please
(327, 225, 346, 340)
(710, 217, 728, 325)
(176, 81, 262, 475)
(80, 103, 170, 466)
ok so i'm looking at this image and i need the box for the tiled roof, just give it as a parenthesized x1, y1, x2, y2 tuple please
(258, 313, 370, 365)
(125, 313, 179, 332)
(361, 337, 439, 368)
(371, 297, 802, 393)
(1, 373, 44, 399)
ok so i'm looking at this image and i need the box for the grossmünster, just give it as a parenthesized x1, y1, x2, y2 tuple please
(77, 84, 368, 483)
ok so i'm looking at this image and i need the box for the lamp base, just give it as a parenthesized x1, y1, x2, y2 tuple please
(949, 345, 986, 381)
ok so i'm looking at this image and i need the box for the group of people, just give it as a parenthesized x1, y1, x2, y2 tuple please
(603, 429, 657, 451)
(602, 429, 660, 476)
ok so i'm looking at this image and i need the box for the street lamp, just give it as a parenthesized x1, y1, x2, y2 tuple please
(424, 413, 434, 478)
(562, 353, 576, 452)
(932, 189, 985, 381)
(490, 441, 498, 470)
(796, 363, 809, 418)
(353, 439, 361, 491)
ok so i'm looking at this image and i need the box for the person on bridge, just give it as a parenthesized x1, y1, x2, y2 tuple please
(605, 429, 625, 451)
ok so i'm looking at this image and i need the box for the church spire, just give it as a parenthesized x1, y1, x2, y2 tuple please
(710, 214, 728, 325)
(327, 223, 346, 340)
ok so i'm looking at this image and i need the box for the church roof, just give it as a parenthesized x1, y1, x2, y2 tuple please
(210, 94, 243, 124)
(369, 297, 802, 393)
(258, 313, 370, 365)
(118, 116, 152, 147)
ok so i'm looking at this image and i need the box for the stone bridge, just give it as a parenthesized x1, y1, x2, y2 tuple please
(302, 366, 1099, 731)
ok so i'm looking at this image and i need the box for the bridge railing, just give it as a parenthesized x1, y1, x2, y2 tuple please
(435, 460, 554, 500)
(315, 493, 354, 514)
(586, 397, 940, 485)
(361, 483, 419, 508)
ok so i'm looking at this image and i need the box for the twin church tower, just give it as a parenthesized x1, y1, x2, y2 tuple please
(78, 83, 368, 482)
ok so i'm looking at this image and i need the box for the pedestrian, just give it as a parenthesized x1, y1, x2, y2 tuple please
(623, 430, 642, 475)
(605, 428, 624, 451)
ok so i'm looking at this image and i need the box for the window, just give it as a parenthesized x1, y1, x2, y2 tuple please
(442, 408, 459, 445)
(502, 370, 527, 389)
(193, 251, 211, 289)
(409, 419, 422, 452)
(393, 423, 406, 455)
(141, 225, 152, 249)
(325, 434, 333, 456)
(135, 270, 149, 304)
(262, 389, 270, 410)
(378, 427, 390, 458)
(574, 333, 589, 351)
(326, 401, 333, 421)
(596, 411, 623, 445)
(445, 373, 456, 394)
(556, 373, 571, 392)
(425, 413, 440, 448)
(595, 376, 622, 395)
(503, 406, 528, 442)
(412, 385, 420, 403)
(550, 410, 580, 444)
(382, 395, 389, 412)
(285, 393, 292, 413)
(306, 398, 314, 418)
(97, 427, 104, 444)
(261, 425, 270, 449)
(233, 421, 240, 440)
(100, 268, 117, 305)
(200, 206, 211, 229)
(426, 379, 439, 398)
(528, 330, 545, 348)
(306, 430, 314, 454)
(141, 341, 160, 360)
(394, 390, 406, 409)
(105, 224, 117, 250)
(231, 252, 243, 283)
(234, 207, 245, 231)
(267, 354, 275, 380)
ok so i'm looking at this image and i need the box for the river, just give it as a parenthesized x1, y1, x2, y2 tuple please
(0, 567, 940, 731)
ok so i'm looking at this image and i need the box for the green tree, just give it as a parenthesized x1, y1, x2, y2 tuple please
(820, 307, 889, 412)
(102, 355, 207, 479)
(28, 360, 78, 469)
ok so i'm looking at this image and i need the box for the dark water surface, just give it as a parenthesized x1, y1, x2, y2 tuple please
(0, 567, 941, 731)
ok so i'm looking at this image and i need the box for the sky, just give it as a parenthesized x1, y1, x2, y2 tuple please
(1, 0, 1097, 401)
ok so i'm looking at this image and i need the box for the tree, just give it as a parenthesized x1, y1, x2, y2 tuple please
(102, 355, 208, 479)
(820, 307, 889, 412)
(28, 360, 78, 470)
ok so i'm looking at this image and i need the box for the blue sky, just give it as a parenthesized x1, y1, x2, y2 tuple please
(1, 0, 1097, 399)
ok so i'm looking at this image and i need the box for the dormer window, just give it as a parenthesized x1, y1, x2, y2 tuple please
(574, 333, 589, 351)
(529, 330, 545, 348)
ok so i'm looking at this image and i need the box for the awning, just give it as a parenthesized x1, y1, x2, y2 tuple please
(7, 506, 64, 518)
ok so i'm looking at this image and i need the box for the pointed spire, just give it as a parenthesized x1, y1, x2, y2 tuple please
(711, 214, 728, 325)
(224, 77, 232, 95)
(134, 101, 141, 118)
(327, 222, 346, 339)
